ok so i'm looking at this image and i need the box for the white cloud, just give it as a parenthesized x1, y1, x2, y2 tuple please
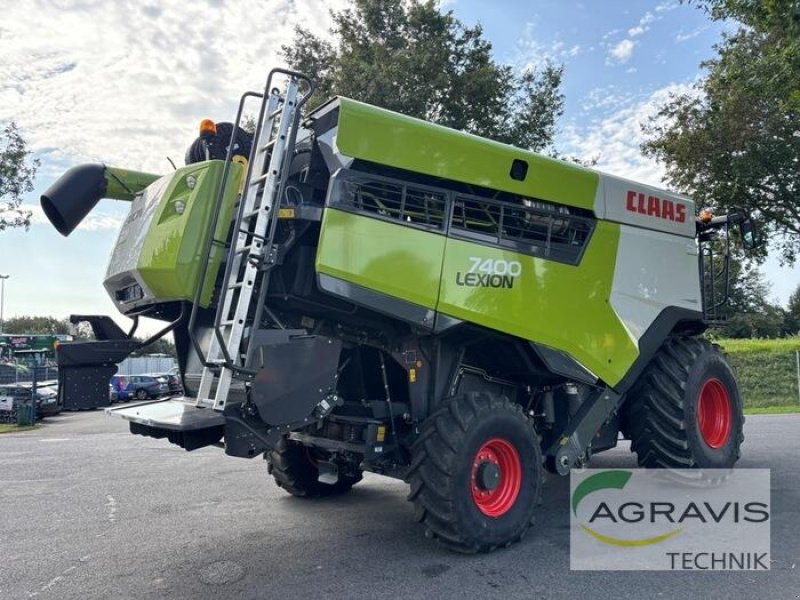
(675, 25, 710, 42)
(626, 11, 656, 38)
(602, 28, 621, 40)
(559, 82, 696, 188)
(26, 202, 126, 232)
(516, 23, 582, 71)
(609, 39, 636, 63)
(639, 11, 656, 26)
(0, 0, 346, 175)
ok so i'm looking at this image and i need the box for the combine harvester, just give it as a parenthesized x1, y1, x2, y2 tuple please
(42, 69, 760, 552)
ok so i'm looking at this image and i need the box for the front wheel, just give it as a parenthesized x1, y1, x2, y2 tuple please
(266, 438, 362, 498)
(622, 337, 744, 469)
(135, 389, 148, 401)
(406, 392, 543, 553)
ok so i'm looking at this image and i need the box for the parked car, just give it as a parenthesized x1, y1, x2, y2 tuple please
(0, 381, 61, 418)
(110, 374, 168, 401)
(151, 371, 182, 395)
(109, 383, 119, 404)
(35, 381, 62, 417)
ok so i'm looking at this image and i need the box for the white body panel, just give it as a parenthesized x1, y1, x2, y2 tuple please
(610, 224, 702, 344)
(597, 172, 695, 238)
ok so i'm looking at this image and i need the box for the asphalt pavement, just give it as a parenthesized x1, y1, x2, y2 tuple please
(1, 409, 798, 599)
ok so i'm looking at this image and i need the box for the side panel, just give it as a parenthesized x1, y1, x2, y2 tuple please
(315, 208, 446, 312)
(601, 173, 696, 238)
(104, 160, 243, 312)
(437, 221, 639, 386)
(334, 98, 600, 212)
(609, 224, 702, 341)
(138, 161, 242, 307)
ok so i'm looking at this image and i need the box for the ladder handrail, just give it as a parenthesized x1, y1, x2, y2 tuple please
(187, 68, 314, 375)
(209, 70, 313, 373)
(187, 90, 263, 371)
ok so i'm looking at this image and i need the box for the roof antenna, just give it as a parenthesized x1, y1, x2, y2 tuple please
(166, 156, 177, 170)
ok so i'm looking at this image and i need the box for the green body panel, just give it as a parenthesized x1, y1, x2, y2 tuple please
(334, 98, 600, 211)
(437, 222, 638, 386)
(136, 161, 243, 307)
(315, 208, 638, 385)
(315, 208, 446, 309)
(105, 166, 161, 201)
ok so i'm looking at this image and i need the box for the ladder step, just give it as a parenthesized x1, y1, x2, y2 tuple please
(234, 245, 260, 256)
(240, 228, 267, 241)
(258, 138, 279, 154)
(243, 208, 269, 219)
(250, 173, 269, 186)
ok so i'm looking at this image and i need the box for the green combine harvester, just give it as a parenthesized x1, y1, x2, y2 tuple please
(42, 69, 760, 552)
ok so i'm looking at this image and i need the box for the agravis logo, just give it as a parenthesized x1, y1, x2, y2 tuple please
(570, 469, 771, 571)
(571, 470, 682, 547)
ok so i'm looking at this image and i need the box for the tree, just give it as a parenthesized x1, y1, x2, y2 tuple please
(785, 284, 800, 335)
(3, 316, 72, 336)
(643, 0, 800, 262)
(133, 336, 176, 357)
(282, 0, 565, 153)
(3, 315, 94, 338)
(706, 256, 788, 338)
(0, 122, 38, 231)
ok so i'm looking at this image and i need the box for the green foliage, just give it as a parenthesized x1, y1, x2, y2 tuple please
(282, 0, 565, 153)
(3, 315, 175, 355)
(785, 284, 800, 334)
(703, 251, 788, 337)
(718, 336, 800, 407)
(0, 122, 39, 231)
(643, 0, 800, 262)
(3, 316, 73, 336)
(717, 305, 787, 339)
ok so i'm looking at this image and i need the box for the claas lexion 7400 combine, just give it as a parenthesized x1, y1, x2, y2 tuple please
(42, 69, 761, 552)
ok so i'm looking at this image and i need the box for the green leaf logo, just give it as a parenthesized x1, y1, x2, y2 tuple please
(572, 470, 633, 516)
(572, 470, 682, 547)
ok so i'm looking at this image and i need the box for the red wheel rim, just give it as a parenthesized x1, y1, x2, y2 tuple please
(697, 378, 732, 449)
(471, 438, 522, 517)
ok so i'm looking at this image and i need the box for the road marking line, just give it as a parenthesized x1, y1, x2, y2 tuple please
(106, 495, 117, 523)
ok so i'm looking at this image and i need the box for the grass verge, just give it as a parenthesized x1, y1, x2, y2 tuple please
(715, 337, 800, 409)
(743, 405, 800, 415)
(0, 423, 40, 434)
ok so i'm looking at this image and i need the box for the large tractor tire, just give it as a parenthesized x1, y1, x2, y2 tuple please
(406, 392, 543, 553)
(266, 437, 362, 498)
(622, 337, 744, 469)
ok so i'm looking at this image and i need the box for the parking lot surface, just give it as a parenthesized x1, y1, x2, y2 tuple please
(1, 410, 797, 599)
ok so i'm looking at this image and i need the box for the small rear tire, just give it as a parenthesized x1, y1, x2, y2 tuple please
(266, 437, 362, 498)
(622, 336, 744, 469)
(406, 392, 543, 553)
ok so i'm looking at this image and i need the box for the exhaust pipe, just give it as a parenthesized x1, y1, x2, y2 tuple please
(41, 164, 160, 236)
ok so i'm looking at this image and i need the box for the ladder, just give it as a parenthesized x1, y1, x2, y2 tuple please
(195, 74, 305, 410)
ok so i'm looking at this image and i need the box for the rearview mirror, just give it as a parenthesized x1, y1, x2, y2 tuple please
(739, 214, 761, 251)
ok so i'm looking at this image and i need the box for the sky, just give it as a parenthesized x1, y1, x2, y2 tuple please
(0, 0, 797, 336)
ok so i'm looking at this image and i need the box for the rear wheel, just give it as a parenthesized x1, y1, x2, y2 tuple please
(135, 389, 148, 401)
(406, 392, 542, 553)
(266, 437, 362, 498)
(622, 337, 744, 469)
